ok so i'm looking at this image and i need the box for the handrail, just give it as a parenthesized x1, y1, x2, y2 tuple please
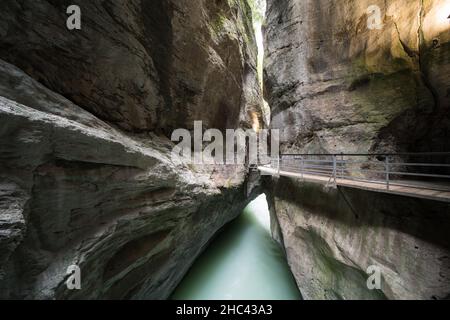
(260, 152, 450, 193)
(280, 152, 450, 157)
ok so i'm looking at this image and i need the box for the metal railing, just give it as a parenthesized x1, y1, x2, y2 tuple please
(263, 152, 450, 192)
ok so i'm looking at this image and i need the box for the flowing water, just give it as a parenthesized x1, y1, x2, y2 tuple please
(171, 195, 302, 300)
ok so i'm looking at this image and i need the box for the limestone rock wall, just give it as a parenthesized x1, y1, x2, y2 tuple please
(0, 0, 262, 299)
(264, 0, 450, 300)
(0, 0, 263, 135)
(264, 0, 449, 154)
(267, 177, 450, 300)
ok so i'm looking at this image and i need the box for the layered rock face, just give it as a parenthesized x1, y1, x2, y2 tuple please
(0, 0, 263, 135)
(265, 0, 449, 154)
(267, 178, 450, 300)
(0, 0, 262, 299)
(264, 0, 450, 299)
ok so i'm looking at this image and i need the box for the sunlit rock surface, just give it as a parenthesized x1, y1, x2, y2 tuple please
(264, 0, 450, 300)
(264, 0, 449, 154)
(0, 0, 262, 299)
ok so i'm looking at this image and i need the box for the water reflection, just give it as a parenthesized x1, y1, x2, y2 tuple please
(171, 195, 302, 300)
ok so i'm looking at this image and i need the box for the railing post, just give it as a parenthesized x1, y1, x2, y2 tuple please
(301, 156, 304, 180)
(340, 153, 344, 179)
(277, 154, 280, 176)
(385, 156, 390, 190)
(333, 154, 337, 183)
(327, 155, 337, 188)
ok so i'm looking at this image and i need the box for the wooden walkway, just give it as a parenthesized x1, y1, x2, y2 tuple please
(258, 166, 450, 203)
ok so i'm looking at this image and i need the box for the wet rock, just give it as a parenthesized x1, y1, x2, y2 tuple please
(264, 0, 449, 154)
(0, 0, 262, 299)
(264, 0, 450, 300)
(0, 0, 264, 134)
(267, 177, 450, 300)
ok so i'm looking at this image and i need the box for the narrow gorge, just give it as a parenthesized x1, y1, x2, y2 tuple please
(0, 0, 449, 301)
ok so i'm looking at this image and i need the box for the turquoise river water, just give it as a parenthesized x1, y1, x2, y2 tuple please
(171, 195, 302, 300)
